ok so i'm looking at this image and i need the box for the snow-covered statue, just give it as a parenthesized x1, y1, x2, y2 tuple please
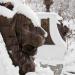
(0, 1, 47, 75)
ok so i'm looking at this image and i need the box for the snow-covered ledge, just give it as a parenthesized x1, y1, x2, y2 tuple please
(35, 12, 67, 65)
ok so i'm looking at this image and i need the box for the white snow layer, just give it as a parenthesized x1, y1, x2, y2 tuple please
(63, 19, 75, 30)
(0, 0, 14, 3)
(61, 42, 75, 75)
(0, 5, 15, 18)
(0, 33, 19, 75)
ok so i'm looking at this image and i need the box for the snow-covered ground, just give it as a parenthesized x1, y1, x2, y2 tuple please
(61, 30, 75, 75)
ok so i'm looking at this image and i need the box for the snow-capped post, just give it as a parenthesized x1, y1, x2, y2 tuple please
(44, 0, 53, 12)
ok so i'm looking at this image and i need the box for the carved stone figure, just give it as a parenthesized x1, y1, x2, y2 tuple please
(0, 2, 45, 75)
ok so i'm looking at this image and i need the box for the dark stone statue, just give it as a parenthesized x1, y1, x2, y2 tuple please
(0, 3, 45, 75)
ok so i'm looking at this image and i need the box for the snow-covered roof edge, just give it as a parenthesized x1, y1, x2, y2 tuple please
(0, 5, 16, 18)
(0, 0, 14, 4)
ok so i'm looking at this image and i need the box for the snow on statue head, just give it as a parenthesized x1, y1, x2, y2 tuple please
(0, 2, 47, 75)
(0, 0, 15, 4)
